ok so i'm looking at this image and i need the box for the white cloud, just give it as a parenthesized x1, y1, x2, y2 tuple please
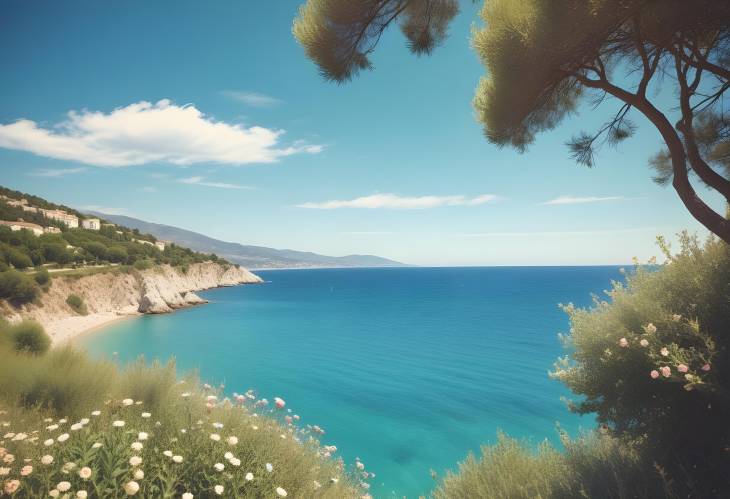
(541, 195, 624, 205)
(178, 176, 252, 190)
(29, 167, 86, 177)
(222, 91, 283, 108)
(0, 99, 321, 167)
(297, 193, 500, 210)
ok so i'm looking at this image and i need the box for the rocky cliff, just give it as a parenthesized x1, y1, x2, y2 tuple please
(1, 262, 262, 343)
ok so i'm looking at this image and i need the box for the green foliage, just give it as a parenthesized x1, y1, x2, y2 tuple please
(133, 259, 152, 271)
(552, 234, 730, 497)
(434, 433, 664, 499)
(66, 293, 88, 315)
(4, 320, 51, 355)
(33, 267, 50, 286)
(0, 269, 38, 304)
(0, 345, 361, 498)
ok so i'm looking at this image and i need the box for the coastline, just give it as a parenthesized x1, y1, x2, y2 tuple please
(60, 311, 140, 345)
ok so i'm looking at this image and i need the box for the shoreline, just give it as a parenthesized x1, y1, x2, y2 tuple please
(62, 312, 140, 345)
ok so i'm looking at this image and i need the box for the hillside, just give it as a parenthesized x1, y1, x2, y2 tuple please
(90, 212, 407, 269)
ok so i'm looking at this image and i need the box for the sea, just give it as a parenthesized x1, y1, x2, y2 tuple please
(81, 266, 624, 498)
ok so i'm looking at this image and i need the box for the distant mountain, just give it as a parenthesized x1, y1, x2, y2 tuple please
(89, 213, 407, 270)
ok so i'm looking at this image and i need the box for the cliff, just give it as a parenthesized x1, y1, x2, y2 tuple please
(1, 262, 262, 343)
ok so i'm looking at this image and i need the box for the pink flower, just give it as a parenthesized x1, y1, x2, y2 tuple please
(660, 366, 671, 377)
(618, 338, 628, 348)
(20, 465, 32, 476)
(677, 364, 688, 373)
(4, 479, 20, 495)
(701, 363, 711, 372)
(650, 370, 660, 379)
(274, 397, 286, 409)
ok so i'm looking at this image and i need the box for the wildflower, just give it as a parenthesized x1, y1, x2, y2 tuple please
(214, 462, 225, 472)
(660, 347, 669, 357)
(112, 420, 125, 428)
(91, 411, 101, 417)
(20, 465, 32, 476)
(57, 481, 72, 492)
(226, 436, 238, 445)
(212, 422, 223, 429)
(123, 480, 140, 496)
(49, 490, 60, 498)
(229, 457, 241, 467)
(314, 480, 321, 489)
(163, 451, 173, 457)
(135, 431, 148, 441)
(660, 366, 672, 377)
(672, 314, 681, 321)
(59, 418, 67, 424)
(92, 443, 102, 449)
(57, 433, 70, 442)
(266, 463, 273, 473)
(62, 462, 76, 473)
(640, 339, 649, 347)
(77, 491, 88, 499)
(183, 493, 193, 499)
(3, 479, 20, 495)
(141, 412, 151, 418)
(224, 452, 233, 460)
(12, 432, 27, 441)
(646, 323, 657, 333)
(678, 364, 689, 373)
(41, 455, 54, 465)
(0, 468, 8, 476)
(274, 397, 286, 409)
(80, 418, 89, 425)
(47, 424, 59, 431)
(122, 399, 134, 406)
(131, 442, 143, 451)
(172, 455, 183, 463)
(618, 338, 628, 348)
(214, 485, 224, 495)
(44, 438, 54, 446)
(210, 433, 221, 442)
(356, 461, 365, 471)
(71, 423, 84, 431)
(181, 392, 191, 398)
(245, 472, 254, 481)
(3, 432, 14, 439)
(206, 395, 218, 402)
(2, 454, 14, 464)
(133, 469, 144, 480)
(285, 416, 292, 424)
(251, 425, 258, 430)
(702, 363, 711, 372)
(129, 456, 143, 467)
(276, 487, 288, 497)
(293, 415, 300, 421)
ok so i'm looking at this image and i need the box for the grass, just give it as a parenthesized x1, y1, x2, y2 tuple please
(0, 341, 365, 498)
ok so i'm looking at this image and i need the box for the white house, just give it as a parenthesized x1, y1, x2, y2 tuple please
(81, 218, 101, 230)
(0, 220, 44, 236)
(43, 226, 62, 234)
(154, 240, 168, 251)
(40, 209, 79, 228)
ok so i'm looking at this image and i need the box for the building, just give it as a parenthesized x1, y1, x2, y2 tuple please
(43, 226, 62, 234)
(81, 218, 101, 230)
(0, 220, 44, 236)
(40, 209, 79, 228)
(154, 240, 168, 251)
(21, 205, 38, 213)
(6, 198, 28, 207)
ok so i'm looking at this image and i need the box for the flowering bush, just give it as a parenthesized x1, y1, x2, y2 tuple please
(552, 233, 730, 497)
(0, 345, 368, 498)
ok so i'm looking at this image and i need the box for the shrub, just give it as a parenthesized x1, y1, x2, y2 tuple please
(8, 320, 50, 355)
(0, 269, 38, 304)
(66, 293, 88, 315)
(4, 246, 33, 269)
(133, 258, 152, 270)
(33, 267, 50, 286)
(551, 233, 730, 497)
(434, 433, 664, 499)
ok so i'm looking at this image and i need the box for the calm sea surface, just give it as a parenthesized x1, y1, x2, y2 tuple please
(81, 266, 623, 497)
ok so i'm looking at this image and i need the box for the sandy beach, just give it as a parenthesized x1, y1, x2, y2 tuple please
(49, 309, 141, 345)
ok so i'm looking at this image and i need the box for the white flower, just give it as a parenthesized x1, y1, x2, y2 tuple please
(276, 487, 288, 497)
(141, 412, 151, 418)
(226, 436, 238, 446)
(172, 455, 183, 463)
(41, 455, 54, 465)
(91, 411, 101, 417)
(313, 480, 321, 489)
(214, 485, 224, 495)
(44, 438, 54, 446)
(57, 433, 70, 442)
(49, 490, 60, 498)
(207, 395, 218, 402)
(245, 472, 254, 481)
(80, 418, 90, 425)
(58, 419, 67, 424)
(0, 467, 9, 476)
(76, 491, 88, 499)
(212, 422, 223, 429)
(131, 442, 143, 451)
(214, 463, 225, 472)
(137, 432, 148, 441)
(123, 480, 140, 496)
(79, 466, 92, 479)
(209, 433, 221, 442)
(229, 457, 241, 467)
(266, 463, 273, 473)
(129, 456, 143, 467)
(71, 423, 84, 431)
(57, 481, 72, 492)
(356, 461, 365, 470)
(224, 451, 233, 460)
(163, 450, 173, 457)
(122, 399, 134, 406)
(133, 469, 144, 480)
(182, 493, 193, 499)
(46, 424, 59, 431)
(92, 442, 102, 449)
(181, 392, 191, 398)
(646, 323, 657, 334)
(660, 347, 669, 357)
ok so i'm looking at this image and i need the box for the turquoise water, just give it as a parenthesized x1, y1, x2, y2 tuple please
(81, 266, 622, 497)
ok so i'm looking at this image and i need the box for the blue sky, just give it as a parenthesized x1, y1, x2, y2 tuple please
(0, 1, 724, 266)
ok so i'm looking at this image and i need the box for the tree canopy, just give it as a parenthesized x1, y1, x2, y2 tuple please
(293, 0, 730, 242)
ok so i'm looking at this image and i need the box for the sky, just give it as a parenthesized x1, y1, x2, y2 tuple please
(0, 1, 724, 266)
